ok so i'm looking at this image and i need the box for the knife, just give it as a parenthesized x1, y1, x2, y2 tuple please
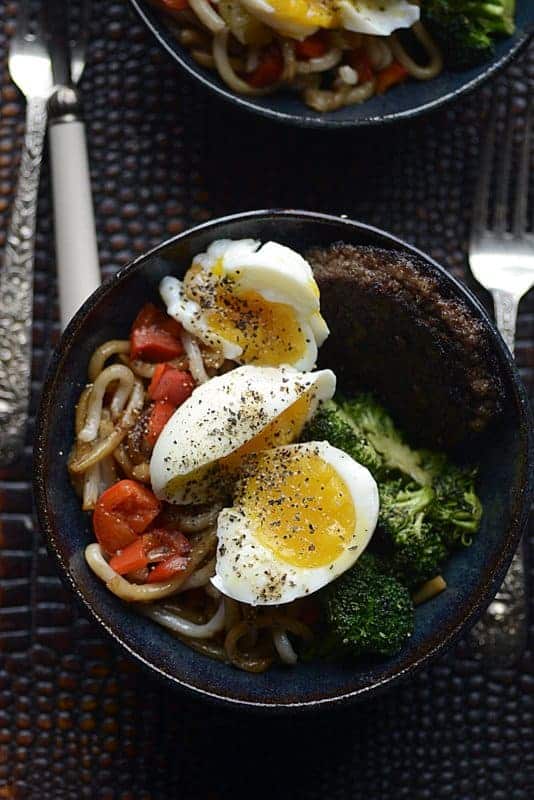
(47, 0, 100, 329)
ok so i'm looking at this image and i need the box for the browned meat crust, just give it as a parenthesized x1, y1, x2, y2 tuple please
(308, 243, 504, 450)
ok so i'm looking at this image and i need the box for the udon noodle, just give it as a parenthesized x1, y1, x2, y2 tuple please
(152, 0, 443, 112)
(70, 328, 313, 671)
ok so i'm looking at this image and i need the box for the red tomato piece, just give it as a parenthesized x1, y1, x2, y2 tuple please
(93, 480, 161, 555)
(144, 401, 176, 448)
(247, 45, 284, 88)
(295, 33, 328, 60)
(130, 303, 184, 362)
(109, 528, 191, 575)
(109, 536, 151, 575)
(148, 364, 195, 406)
(347, 50, 374, 84)
(147, 553, 190, 583)
(144, 528, 192, 558)
(375, 61, 408, 95)
(153, 0, 189, 10)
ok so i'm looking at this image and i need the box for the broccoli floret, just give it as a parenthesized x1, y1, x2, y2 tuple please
(422, 0, 516, 69)
(386, 517, 448, 588)
(342, 395, 431, 486)
(325, 553, 414, 658)
(379, 480, 447, 587)
(304, 394, 482, 589)
(379, 479, 435, 523)
(429, 465, 482, 548)
(301, 399, 384, 477)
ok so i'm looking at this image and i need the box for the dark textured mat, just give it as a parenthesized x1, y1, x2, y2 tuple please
(0, 1, 532, 798)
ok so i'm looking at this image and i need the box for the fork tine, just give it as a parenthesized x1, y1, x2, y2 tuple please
(15, 0, 28, 35)
(471, 108, 496, 238)
(494, 101, 514, 233)
(70, 0, 90, 84)
(513, 95, 532, 235)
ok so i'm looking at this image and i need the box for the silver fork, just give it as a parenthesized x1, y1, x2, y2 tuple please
(468, 94, 534, 666)
(0, 1, 54, 466)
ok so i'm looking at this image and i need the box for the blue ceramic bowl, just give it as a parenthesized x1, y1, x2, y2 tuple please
(128, 0, 533, 128)
(34, 211, 533, 709)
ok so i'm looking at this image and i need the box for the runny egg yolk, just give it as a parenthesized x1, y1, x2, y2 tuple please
(185, 262, 308, 366)
(221, 392, 310, 470)
(238, 448, 356, 569)
(164, 393, 311, 497)
(266, 0, 336, 29)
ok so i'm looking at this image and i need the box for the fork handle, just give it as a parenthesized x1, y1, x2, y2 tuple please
(0, 95, 48, 466)
(469, 287, 527, 666)
(49, 88, 101, 328)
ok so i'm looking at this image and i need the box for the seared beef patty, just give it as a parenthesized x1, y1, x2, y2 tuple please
(308, 243, 503, 450)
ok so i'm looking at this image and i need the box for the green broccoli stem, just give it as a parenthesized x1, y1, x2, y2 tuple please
(475, 1, 515, 33)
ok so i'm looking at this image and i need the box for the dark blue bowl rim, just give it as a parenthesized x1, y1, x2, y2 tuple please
(34, 210, 534, 710)
(127, 0, 533, 129)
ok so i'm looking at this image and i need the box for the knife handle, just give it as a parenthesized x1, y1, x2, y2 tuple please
(49, 89, 100, 329)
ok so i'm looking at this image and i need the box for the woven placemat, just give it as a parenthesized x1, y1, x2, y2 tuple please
(0, 2, 532, 797)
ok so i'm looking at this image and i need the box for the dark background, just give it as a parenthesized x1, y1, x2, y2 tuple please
(0, 1, 532, 798)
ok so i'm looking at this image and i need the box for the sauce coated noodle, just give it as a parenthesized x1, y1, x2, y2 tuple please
(73, 330, 313, 672)
(150, 0, 444, 112)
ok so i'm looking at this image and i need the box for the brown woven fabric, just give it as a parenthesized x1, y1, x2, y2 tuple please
(0, 1, 532, 797)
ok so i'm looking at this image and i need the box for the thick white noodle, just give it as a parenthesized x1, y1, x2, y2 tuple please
(364, 37, 393, 71)
(143, 600, 226, 639)
(213, 31, 278, 96)
(281, 40, 296, 82)
(390, 22, 443, 80)
(78, 364, 135, 442)
(85, 544, 215, 601)
(88, 340, 130, 382)
(296, 48, 342, 75)
(86, 543, 193, 601)
(120, 379, 145, 430)
(83, 456, 116, 510)
(188, 0, 226, 34)
(122, 356, 156, 379)
(82, 463, 101, 510)
(70, 378, 145, 474)
(191, 50, 216, 68)
(338, 65, 358, 86)
(304, 78, 375, 112)
(181, 330, 209, 384)
(99, 456, 116, 488)
(273, 629, 298, 665)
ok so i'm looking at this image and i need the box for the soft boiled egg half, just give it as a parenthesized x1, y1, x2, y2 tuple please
(211, 441, 379, 605)
(160, 239, 329, 372)
(150, 365, 336, 504)
(239, 0, 420, 40)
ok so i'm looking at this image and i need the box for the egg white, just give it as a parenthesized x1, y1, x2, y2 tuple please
(150, 365, 336, 504)
(160, 239, 329, 371)
(238, 0, 318, 40)
(340, 0, 419, 36)
(239, 0, 419, 40)
(211, 441, 379, 605)
(195, 239, 323, 316)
